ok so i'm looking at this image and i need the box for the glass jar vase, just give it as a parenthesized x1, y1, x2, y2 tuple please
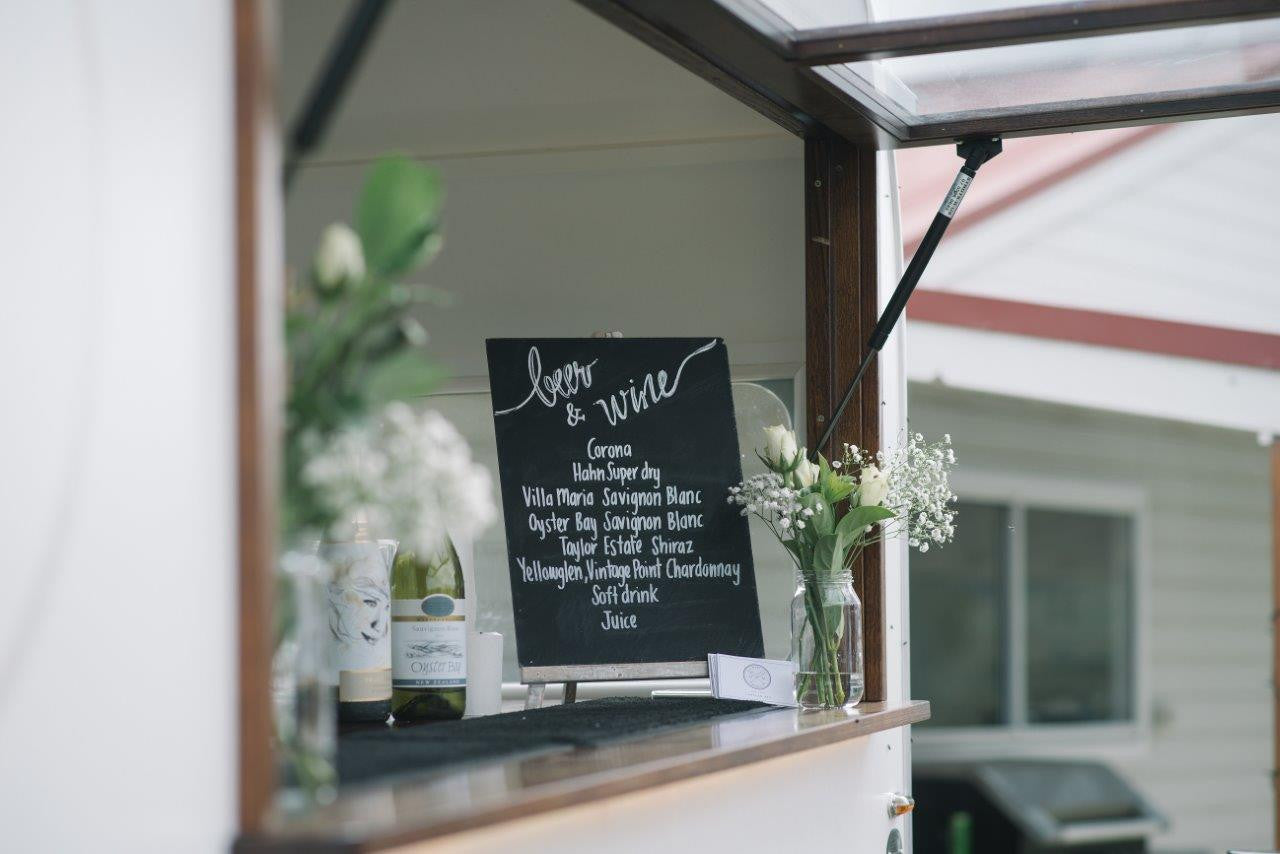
(273, 550, 337, 808)
(790, 568, 863, 710)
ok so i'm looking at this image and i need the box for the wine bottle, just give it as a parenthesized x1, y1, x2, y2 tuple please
(321, 518, 395, 723)
(391, 541, 467, 720)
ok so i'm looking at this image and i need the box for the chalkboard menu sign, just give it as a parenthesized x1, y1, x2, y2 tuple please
(486, 338, 763, 674)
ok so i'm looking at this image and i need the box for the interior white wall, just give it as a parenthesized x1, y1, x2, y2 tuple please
(284, 0, 811, 684)
(280, 0, 784, 165)
(287, 137, 805, 381)
(0, 3, 236, 852)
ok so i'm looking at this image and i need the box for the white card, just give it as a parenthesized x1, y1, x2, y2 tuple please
(707, 653, 798, 707)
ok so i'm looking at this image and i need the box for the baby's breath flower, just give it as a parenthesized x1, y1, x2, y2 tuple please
(729, 428, 957, 558)
(727, 472, 804, 537)
(839, 428, 957, 555)
(303, 402, 495, 555)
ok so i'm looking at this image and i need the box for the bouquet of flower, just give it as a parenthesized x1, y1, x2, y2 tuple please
(302, 402, 495, 557)
(729, 426, 957, 708)
(275, 156, 498, 802)
(284, 155, 454, 542)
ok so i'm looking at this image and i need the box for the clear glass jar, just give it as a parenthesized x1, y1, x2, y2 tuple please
(273, 549, 337, 808)
(790, 568, 864, 710)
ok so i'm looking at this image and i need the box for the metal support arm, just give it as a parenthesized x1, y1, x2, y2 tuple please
(812, 136, 1002, 456)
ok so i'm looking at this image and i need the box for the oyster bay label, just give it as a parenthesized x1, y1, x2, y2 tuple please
(391, 597, 467, 688)
(486, 337, 763, 669)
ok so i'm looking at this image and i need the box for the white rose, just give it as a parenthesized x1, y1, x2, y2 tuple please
(762, 424, 798, 466)
(859, 465, 890, 507)
(795, 457, 819, 488)
(313, 222, 366, 292)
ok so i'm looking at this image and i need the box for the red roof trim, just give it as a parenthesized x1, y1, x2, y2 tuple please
(903, 125, 1167, 256)
(910, 290, 1280, 370)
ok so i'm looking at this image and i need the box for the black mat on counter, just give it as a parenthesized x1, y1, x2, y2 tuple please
(338, 696, 766, 787)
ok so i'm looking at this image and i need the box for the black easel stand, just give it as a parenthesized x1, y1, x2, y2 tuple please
(812, 136, 1003, 456)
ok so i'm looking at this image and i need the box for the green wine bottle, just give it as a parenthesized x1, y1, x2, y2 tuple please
(391, 542, 467, 721)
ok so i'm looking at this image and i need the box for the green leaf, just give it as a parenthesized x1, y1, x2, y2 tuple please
(816, 453, 855, 505)
(835, 504, 896, 541)
(801, 491, 835, 536)
(813, 534, 835, 576)
(357, 156, 444, 278)
(813, 531, 846, 576)
(363, 350, 448, 405)
(823, 474, 855, 506)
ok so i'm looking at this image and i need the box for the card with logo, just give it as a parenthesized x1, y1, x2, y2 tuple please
(707, 653, 798, 707)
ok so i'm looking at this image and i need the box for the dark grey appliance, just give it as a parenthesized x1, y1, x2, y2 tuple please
(914, 760, 1166, 853)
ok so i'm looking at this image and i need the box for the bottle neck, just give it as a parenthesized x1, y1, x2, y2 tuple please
(351, 510, 372, 543)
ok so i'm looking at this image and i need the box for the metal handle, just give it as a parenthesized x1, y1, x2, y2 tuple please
(1056, 817, 1165, 844)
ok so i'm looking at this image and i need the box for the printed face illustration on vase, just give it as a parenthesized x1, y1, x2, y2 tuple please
(325, 540, 396, 665)
(328, 575, 389, 647)
(321, 537, 398, 719)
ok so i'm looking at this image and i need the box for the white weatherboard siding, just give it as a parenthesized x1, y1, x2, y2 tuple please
(909, 383, 1272, 853)
(906, 321, 1280, 437)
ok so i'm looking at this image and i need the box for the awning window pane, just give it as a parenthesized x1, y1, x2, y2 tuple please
(824, 17, 1280, 121)
(720, 0, 1069, 30)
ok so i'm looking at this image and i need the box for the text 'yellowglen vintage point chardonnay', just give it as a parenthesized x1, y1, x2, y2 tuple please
(391, 543, 467, 720)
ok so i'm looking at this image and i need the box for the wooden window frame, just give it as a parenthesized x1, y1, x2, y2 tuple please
(803, 136, 887, 703)
(236, 1, 892, 831)
(235, 0, 280, 834)
(238, 0, 1280, 836)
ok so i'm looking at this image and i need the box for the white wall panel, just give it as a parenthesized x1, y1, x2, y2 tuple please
(0, 3, 236, 851)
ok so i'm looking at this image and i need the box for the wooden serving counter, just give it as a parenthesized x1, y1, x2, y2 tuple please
(237, 699, 929, 852)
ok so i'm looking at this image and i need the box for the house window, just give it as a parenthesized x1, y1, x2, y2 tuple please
(912, 498, 1136, 730)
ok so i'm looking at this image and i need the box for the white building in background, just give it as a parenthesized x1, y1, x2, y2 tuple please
(897, 115, 1280, 852)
